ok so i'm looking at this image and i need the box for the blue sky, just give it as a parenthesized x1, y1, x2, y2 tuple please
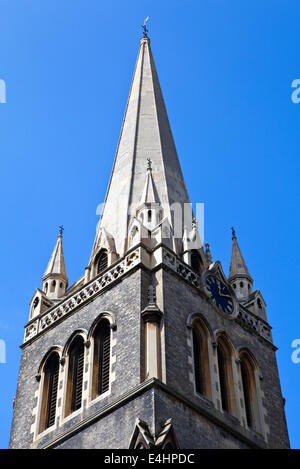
(0, 0, 299, 448)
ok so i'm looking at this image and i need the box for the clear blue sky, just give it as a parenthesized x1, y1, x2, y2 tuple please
(0, 0, 299, 449)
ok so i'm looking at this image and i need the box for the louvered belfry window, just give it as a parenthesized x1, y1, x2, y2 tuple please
(67, 337, 84, 414)
(92, 319, 111, 399)
(40, 352, 59, 432)
(192, 328, 203, 395)
(241, 360, 253, 428)
(97, 250, 108, 274)
(217, 345, 229, 412)
(192, 321, 212, 399)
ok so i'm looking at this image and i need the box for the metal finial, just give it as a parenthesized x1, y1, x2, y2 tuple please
(147, 158, 152, 170)
(231, 227, 236, 239)
(59, 225, 64, 236)
(142, 16, 149, 38)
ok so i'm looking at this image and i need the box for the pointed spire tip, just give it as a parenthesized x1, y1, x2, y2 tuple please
(229, 229, 252, 282)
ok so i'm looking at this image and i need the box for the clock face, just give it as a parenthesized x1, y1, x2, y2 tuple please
(205, 275, 234, 315)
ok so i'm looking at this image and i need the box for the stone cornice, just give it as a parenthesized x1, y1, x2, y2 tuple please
(39, 378, 267, 449)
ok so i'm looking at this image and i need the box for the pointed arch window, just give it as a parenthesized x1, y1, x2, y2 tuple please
(92, 318, 111, 399)
(217, 337, 236, 415)
(66, 336, 84, 415)
(96, 249, 108, 274)
(39, 352, 59, 432)
(241, 360, 252, 427)
(217, 344, 229, 412)
(239, 352, 260, 431)
(192, 320, 211, 399)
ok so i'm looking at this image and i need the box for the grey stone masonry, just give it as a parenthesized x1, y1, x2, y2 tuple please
(10, 267, 148, 449)
(9, 245, 289, 448)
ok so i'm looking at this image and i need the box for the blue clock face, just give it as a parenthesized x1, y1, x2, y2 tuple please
(206, 275, 234, 315)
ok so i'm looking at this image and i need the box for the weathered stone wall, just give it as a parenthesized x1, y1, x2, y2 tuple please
(161, 268, 289, 448)
(51, 385, 257, 449)
(55, 389, 156, 449)
(9, 264, 289, 449)
(9, 269, 148, 449)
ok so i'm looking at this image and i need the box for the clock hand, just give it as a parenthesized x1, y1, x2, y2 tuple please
(217, 283, 231, 298)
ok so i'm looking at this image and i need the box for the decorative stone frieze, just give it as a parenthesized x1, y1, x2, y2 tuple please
(24, 248, 141, 343)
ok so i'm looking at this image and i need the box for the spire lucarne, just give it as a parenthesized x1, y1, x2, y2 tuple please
(90, 36, 192, 261)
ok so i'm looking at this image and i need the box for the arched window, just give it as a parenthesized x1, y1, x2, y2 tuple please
(96, 249, 108, 274)
(191, 250, 202, 273)
(92, 319, 111, 399)
(65, 336, 84, 415)
(39, 352, 59, 432)
(217, 337, 236, 415)
(240, 352, 260, 431)
(192, 320, 211, 399)
(217, 344, 228, 411)
(241, 360, 252, 427)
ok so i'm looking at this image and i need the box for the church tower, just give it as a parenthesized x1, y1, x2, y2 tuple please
(9, 32, 289, 449)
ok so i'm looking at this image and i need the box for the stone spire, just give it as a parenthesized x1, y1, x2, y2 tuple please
(138, 159, 159, 207)
(229, 228, 253, 300)
(42, 231, 68, 299)
(94, 36, 191, 258)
